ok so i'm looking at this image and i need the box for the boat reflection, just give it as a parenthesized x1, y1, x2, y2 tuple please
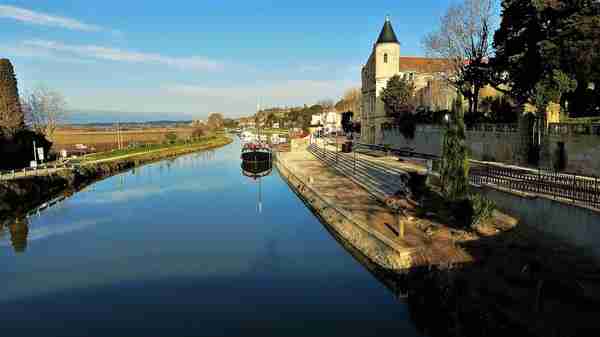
(241, 155, 272, 214)
(241, 159, 273, 179)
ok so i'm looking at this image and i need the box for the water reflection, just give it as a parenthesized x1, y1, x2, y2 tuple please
(0, 140, 422, 337)
(0, 217, 30, 253)
(241, 159, 273, 214)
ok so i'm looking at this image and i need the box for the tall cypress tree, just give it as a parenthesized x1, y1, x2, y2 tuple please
(440, 94, 470, 202)
(0, 58, 24, 134)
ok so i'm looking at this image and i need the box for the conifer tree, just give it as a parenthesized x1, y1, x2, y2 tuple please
(440, 93, 470, 201)
(0, 58, 24, 133)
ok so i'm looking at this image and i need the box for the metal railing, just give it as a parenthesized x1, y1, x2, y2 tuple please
(313, 140, 600, 210)
(548, 123, 600, 136)
(353, 142, 439, 160)
(470, 163, 600, 209)
(0, 163, 77, 181)
(467, 123, 519, 133)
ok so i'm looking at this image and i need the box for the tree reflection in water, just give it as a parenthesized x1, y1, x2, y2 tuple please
(8, 217, 29, 253)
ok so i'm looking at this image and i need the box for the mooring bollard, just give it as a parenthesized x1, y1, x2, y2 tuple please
(397, 211, 405, 238)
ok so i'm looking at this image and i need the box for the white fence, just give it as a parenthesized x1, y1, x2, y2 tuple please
(0, 163, 77, 181)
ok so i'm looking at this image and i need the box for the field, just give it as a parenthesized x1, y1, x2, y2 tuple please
(50, 127, 195, 153)
(80, 134, 229, 163)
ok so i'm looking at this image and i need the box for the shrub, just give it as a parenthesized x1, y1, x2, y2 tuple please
(0, 129, 52, 170)
(449, 194, 495, 228)
(450, 198, 474, 228)
(396, 112, 417, 139)
(469, 194, 496, 227)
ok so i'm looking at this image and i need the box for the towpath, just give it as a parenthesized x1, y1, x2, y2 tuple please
(276, 147, 474, 268)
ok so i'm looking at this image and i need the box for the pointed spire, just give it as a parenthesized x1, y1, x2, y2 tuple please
(376, 16, 399, 44)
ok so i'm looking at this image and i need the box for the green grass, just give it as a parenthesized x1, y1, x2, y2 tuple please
(81, 135, 225, 162)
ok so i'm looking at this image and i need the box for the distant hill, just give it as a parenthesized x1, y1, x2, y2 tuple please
(65, 109, 197, 125)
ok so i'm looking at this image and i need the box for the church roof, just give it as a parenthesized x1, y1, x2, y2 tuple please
(376, 17, 399, 44)
(398, 57, 452, 73)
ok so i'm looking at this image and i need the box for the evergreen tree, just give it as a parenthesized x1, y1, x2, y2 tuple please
(0, 58, 24, 134)
(380, 75, 415, 117)
(380, 75, 416, 139)
(440, 94, 470, 201)
(492, 0, 598, 114)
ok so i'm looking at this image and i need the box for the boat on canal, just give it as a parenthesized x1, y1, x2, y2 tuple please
(240, 103, 272, 164)
(241, 154, 272, 179)
(241, 142, 272, 163)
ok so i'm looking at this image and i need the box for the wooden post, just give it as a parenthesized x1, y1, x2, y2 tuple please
(397, 210, 405, 238)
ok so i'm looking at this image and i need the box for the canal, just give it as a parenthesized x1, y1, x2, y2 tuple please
(0, 139, 422, 337)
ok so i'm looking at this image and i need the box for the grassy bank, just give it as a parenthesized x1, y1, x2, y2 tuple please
(50, 127, 195, 153)
(0, 135, 232, 222)
(80, 134, 227, 162)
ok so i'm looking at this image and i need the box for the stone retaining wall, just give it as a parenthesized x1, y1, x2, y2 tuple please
(473, 184, 600, 260)
(382, 125, 600, 176)
(275, 155, 413, 271)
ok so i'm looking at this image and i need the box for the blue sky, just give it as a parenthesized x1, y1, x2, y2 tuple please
(1, 0, 460, 122)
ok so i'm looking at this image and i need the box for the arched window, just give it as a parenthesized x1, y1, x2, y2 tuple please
(384, 53, 388, 63)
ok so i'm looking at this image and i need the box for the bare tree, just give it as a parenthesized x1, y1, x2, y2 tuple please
(21, 86, 67, 138)
(423, 0, 495, 114)
(343, 88, 362, 115)
(316, 99, 335, 110)
(334, 88, 362, 122)
(206, 112, 224, 130)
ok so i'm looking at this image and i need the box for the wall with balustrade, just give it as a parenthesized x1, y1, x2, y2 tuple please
(542, 124, 600, 177)
(382, 123, 600, 176)
(381, 124, 524, 163)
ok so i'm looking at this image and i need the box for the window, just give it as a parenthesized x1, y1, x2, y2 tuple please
(383, 53, 388, 63)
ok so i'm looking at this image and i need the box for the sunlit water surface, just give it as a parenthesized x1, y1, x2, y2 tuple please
(0, 139, 422, 337)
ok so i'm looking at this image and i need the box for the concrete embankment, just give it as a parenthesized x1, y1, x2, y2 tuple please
(0, 137, 232, 222)
(275, 149, 472, 272)
(276, 145, 600, 337)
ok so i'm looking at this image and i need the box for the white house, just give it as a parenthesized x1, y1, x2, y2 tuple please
(311, 111, 342, 135)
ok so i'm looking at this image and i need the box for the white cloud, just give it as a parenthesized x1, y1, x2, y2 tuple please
(164, 79, 357, 102)
(22, 40, 223, 71)
(0, 5, 103, 32)
(0, 43, 98, 64)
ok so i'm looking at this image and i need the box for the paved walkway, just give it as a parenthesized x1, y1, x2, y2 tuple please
(276, 148, 473, 267)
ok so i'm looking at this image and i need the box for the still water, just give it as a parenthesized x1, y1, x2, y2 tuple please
(0, 139, 421, 337)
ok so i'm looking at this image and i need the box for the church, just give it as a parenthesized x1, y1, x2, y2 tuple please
(361, 17, 455, 144)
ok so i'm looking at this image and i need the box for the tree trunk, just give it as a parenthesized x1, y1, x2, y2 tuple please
(473, 86, 480, 115)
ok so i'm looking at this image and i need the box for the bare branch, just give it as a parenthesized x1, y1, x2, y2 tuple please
(21, 85, 67, 138)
